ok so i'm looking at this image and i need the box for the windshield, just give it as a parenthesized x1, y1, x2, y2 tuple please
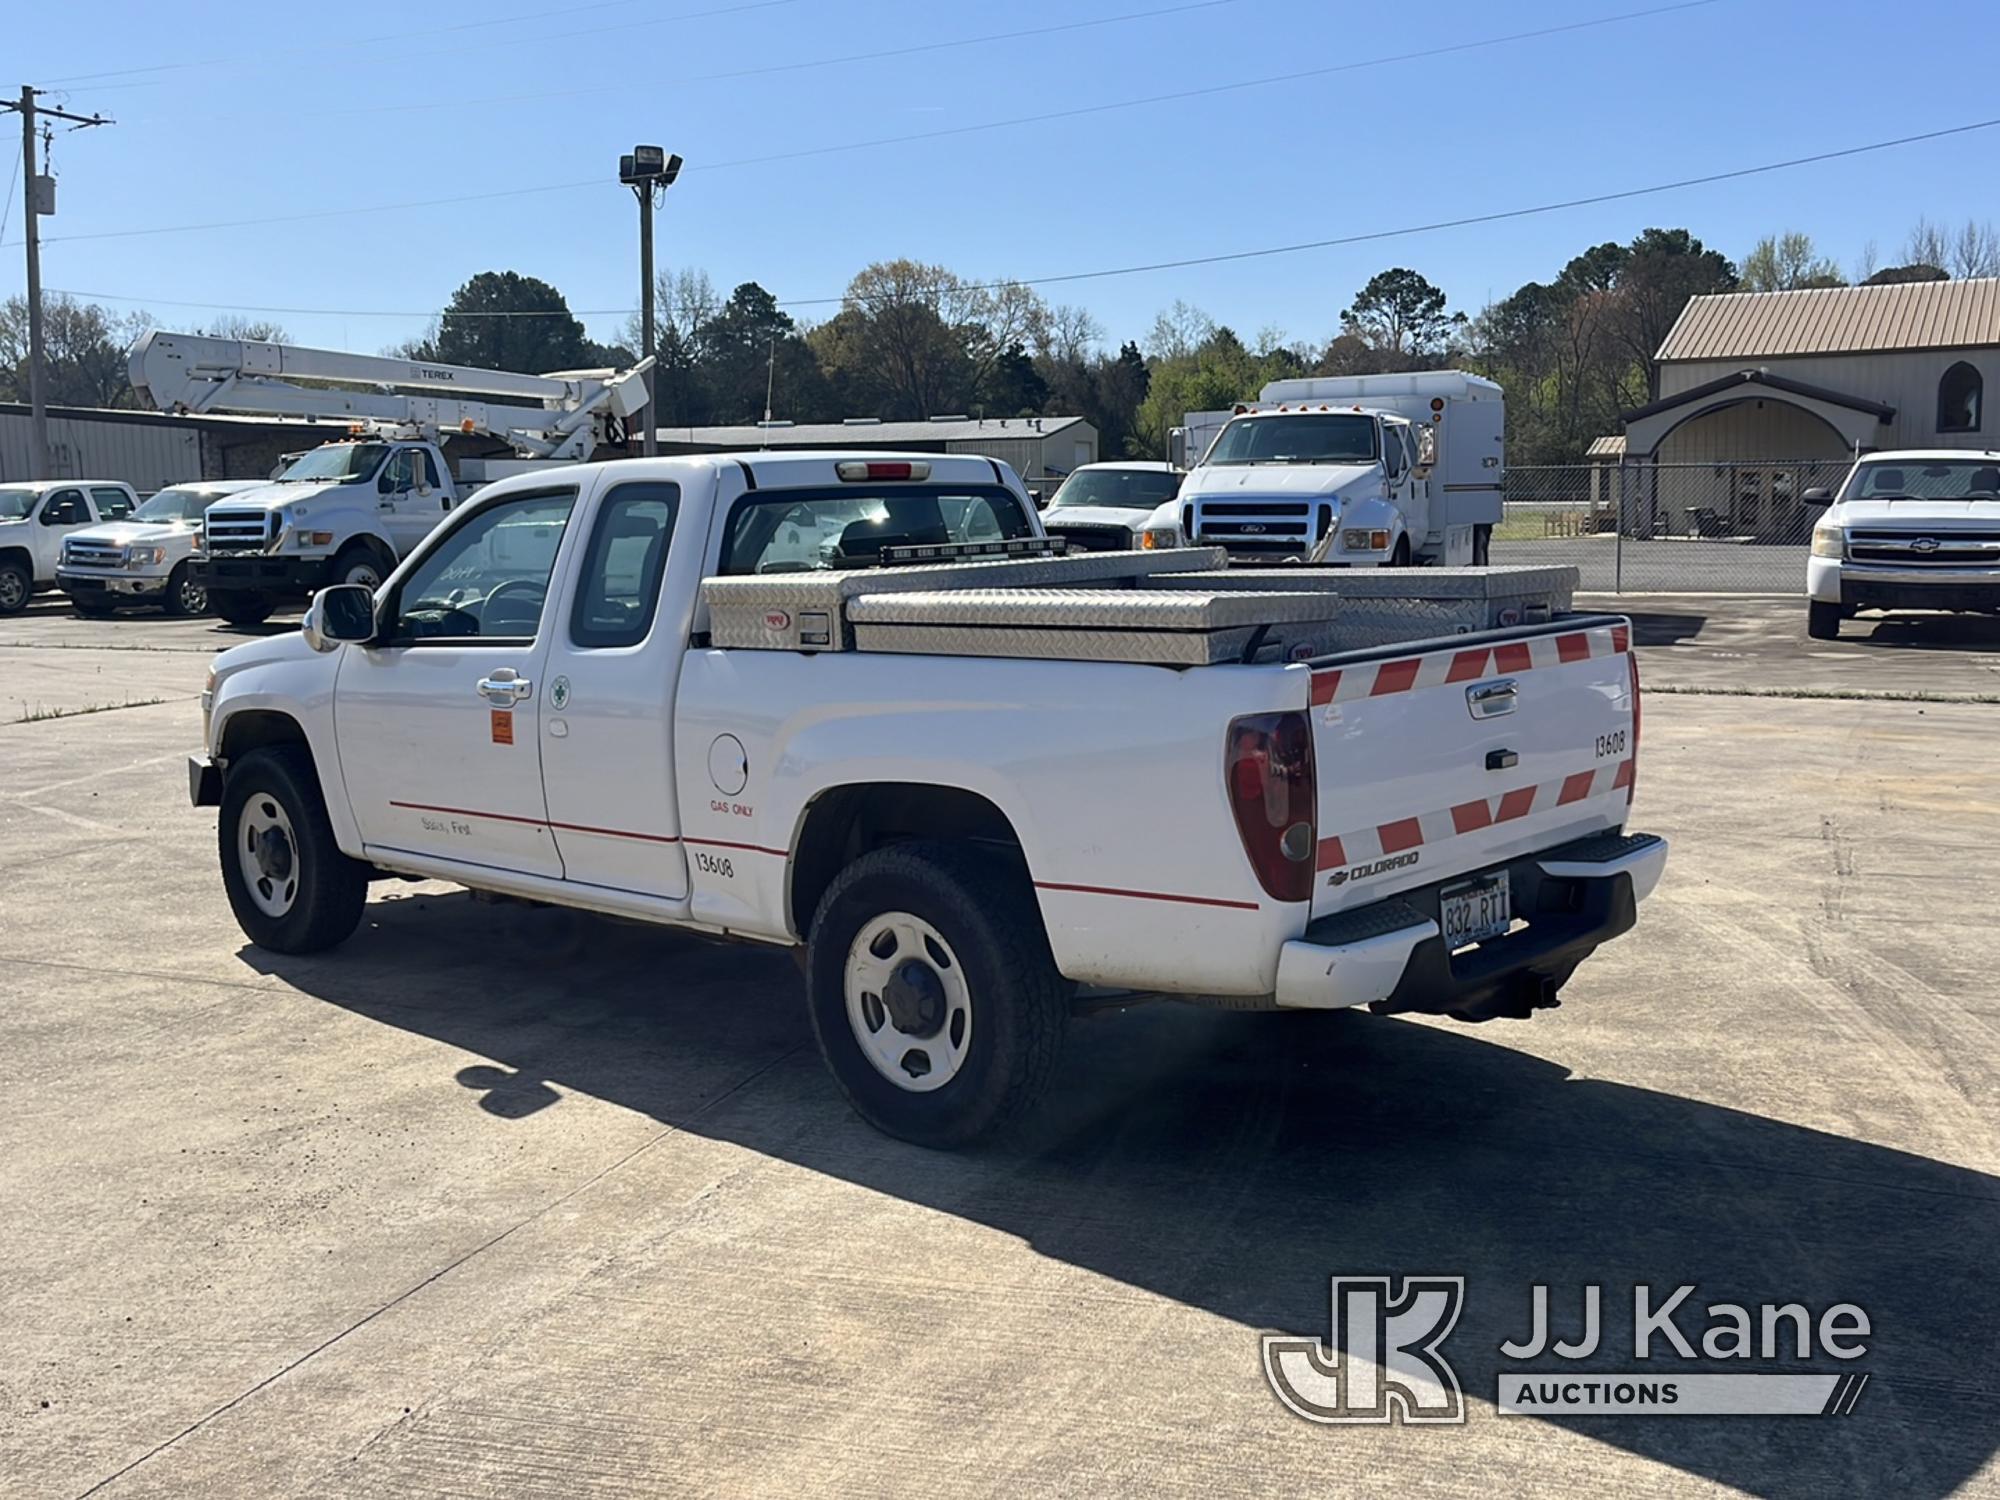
(722, 486, 1036, 574)
(0, 488, 35, 521)
(276, 443, 389, 484)
(131, 488, 218, 523)
(1048, 468, 1182, 511)
(1204, 414, 1378, 466)
(1840, 459, 2000, 502)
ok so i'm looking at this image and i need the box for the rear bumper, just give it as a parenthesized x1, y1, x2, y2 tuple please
(1273, 831, 1666, 1019)
(195, 554, 327, 597)
(57, 569, 168, 599)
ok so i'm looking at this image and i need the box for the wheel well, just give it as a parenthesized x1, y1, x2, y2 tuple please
(219, 709, 311, 766)
(0, 545, 30, 573)
(789, 783, 1022, 937)
(335, 534, 395, 571)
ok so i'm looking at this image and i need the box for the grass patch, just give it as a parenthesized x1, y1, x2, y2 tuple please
(15, 696, 171, 723)
(1646, 683, 2000, 706)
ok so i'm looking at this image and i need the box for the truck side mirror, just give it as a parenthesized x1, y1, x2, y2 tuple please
(1802, 486, 1833, 505)
(1414, 426, 1439, 476)
(302, 584, 377, 652)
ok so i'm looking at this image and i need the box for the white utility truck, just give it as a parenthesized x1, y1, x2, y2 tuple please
(128, 331, 654, 625)
(56, 479, 264, 616)
(0, 479, 139, 615)
(1175, 371, 1504, 567)
(1805, 449, 2000, 638)
(188, 451, 1663, 1147)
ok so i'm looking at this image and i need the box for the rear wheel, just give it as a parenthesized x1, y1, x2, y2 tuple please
(1806, 600, 1841, 640)
(162, 560, 207, 617)
(805, 841, 1068, 1148)
(1472, 523, 1492, 566)
(211, 590, 273, 626)
(218, 746, 367, 953)
(0, 561, 29, 616)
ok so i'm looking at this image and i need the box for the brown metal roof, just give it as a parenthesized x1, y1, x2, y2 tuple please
(1656, 277, 2000, 362)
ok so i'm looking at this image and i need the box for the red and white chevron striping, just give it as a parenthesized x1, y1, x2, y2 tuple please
(1310, 622, 1629, 707)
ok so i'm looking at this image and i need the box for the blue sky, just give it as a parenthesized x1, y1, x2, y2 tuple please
(7, 0, 1998, 358)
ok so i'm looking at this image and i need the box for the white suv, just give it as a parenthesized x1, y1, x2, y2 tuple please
(1806, 451, 2000, 639)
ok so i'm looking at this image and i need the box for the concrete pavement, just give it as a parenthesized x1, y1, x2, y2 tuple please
(1, 603, 1997, 1497)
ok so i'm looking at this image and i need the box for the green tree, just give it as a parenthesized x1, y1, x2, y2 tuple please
(1610, 228, 1738, 399)
(0, 294, 150, 408)
(1742, 232, 1845, 292)
(409, 271, 593, 374)
(1340, 268, 1465, 358)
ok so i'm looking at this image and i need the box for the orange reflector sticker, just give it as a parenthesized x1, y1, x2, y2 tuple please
(490, 710, 514, 746)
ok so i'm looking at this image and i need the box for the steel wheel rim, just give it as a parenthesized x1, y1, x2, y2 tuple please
(343, 561, 381, 589)
(237, 793, 301, 918)
(843, 912, 972, 1093)
(0, 572, 23, 609)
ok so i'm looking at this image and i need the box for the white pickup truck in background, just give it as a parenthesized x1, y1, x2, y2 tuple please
(189, 451, 1663, 1146)
(57, 479, 264, 617)
(1806, 449, 2000, 638)
(1036, 461, 1186, 553)
(0, 479, 140, 615)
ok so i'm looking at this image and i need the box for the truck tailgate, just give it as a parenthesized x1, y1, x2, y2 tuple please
(1306, 617, 1635, 920)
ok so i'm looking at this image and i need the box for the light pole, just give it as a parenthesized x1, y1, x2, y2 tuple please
(619, 147, 682, 457)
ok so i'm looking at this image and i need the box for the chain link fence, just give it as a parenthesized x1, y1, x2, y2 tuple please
(1492, 459, 1853, 592)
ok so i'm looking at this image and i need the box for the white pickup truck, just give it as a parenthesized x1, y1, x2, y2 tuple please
(1805, 449, 2000, 638)
(0, 479, 139, 615)
(189, 452, 1664, 1146)
(57, 479, 264, 616)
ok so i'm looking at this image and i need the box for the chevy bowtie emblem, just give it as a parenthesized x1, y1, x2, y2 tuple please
(1911, 537, 1940, 553)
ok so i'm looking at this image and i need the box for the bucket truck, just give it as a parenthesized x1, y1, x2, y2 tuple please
(128, 331, 653, 624)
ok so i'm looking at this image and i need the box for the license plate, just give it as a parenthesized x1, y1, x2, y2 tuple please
(1441, 872, 1511, 949)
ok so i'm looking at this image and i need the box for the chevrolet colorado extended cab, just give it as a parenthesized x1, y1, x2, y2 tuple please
(189, 452, 1664, 1146)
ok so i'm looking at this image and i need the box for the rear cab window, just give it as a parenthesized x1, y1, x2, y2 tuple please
(91, 486, 135, 519)
(571, 481, 679, 647)
(721, 485, 1035, 575)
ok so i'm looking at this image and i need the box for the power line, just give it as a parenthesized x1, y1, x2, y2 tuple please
(8, 0, 1721, 248)
(191, 0, 1246, 122)
(48, 116, 2000, 325)
(31, 0, 806, 90)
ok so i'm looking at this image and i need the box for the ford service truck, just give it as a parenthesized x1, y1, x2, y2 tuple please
(1177, 371, 1504, 567)
(1805, 449, 2000, 638)
(188, 451, 1663, 1147)
(128, 331, 654, 625)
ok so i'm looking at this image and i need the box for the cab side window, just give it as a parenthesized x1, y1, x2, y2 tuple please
(384, 490, 576, 644)
(571, 482, 679, 648)
(382, 450, 420, 493)
(41, 490, 88, 525)
(91, 487, 134, 518)
(1382, 427, 1404, 481)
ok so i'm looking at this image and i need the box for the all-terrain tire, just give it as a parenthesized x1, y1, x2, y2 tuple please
(218, 746, 368, 954)
(805, 841, 1068, 1149)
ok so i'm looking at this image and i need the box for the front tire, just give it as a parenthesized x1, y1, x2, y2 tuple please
(1806, 600, 1841, 640)
(218, 746, 367, 954)
(0, 560, 30, 616)
(330, 543, 385, 591)
(1390, 535, 1412, 568)
(162, 560, 207, 617)
(211, 590, 273, 626)
(805, 841, 1068, 1148)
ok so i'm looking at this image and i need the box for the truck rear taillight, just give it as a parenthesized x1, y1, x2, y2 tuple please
(1626, 649, 1641, 806)
(1226, 710, 1317, 904)
(837, 460, 930, 482)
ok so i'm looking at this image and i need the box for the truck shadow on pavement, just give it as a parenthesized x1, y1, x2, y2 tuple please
(244, 892, 1998, 1500)
(1848, 614, 2000, 652)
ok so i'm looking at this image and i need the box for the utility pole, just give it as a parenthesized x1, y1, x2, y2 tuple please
(5, 86, 112, 479)
(617, 147, 682, 458)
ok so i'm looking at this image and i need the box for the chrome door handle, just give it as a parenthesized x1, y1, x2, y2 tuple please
(477, 673, 531, 703)
(1466, 679, 1518, 719)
